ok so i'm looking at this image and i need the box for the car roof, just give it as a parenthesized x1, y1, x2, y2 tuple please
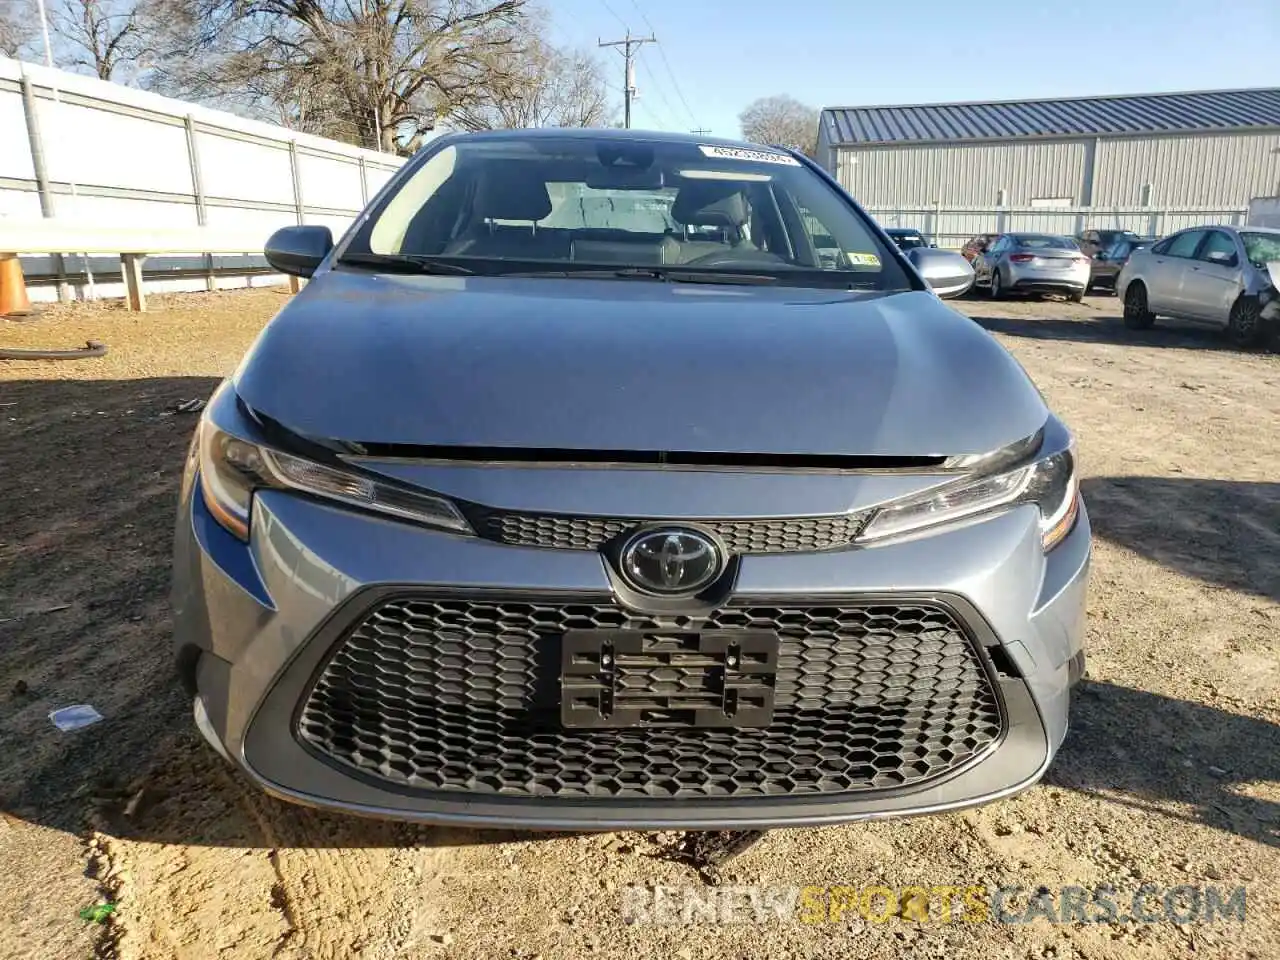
(422, 127, 795, 154)
(885, 227, 923, 235)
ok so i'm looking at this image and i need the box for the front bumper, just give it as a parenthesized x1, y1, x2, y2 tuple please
(175, 472, 1091, 830)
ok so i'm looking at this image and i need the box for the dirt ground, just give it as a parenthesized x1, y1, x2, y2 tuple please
(2, 287, 1278, 960)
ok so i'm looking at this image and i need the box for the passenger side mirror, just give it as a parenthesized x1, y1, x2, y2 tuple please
(265, 225, 334, 278)
(906, 247, 975, 300)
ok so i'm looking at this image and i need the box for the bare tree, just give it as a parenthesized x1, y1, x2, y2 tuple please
(452, 39, 612, 131)
(147, 0, 532, 152)
(739, 94, 818, 157)
(49, 0, 145, 80)
(1, 0, 36, 57)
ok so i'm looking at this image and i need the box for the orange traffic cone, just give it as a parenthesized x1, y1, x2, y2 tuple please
(0, 253, 34, 318)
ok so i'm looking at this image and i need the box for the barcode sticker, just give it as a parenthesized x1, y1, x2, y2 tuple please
(697, 145, 801, 165)
(846, 252, 881, 266)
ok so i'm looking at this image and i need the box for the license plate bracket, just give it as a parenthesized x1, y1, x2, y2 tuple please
(560, 631, 778, 729)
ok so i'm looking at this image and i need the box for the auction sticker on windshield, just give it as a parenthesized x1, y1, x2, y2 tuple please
(846, 252, 881, 267)
(698, 145, 801, 165)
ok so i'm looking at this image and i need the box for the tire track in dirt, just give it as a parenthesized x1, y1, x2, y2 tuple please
(100, 744, 457, 960)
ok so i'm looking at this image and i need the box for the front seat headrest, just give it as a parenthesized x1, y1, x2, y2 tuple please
(475, 167, 553, 222)
(671, 182, 748, 228)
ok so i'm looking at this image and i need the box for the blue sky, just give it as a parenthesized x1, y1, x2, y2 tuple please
(548, 0, 1280, 137)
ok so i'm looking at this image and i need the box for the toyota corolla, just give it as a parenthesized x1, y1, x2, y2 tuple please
(172, 129, 1090, 830)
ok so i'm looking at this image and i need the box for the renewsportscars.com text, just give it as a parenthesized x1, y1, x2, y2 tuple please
(621, 884, 1247, 926)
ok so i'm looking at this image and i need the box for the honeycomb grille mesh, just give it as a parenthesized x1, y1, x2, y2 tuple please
(297, 597, 1004, 800)
(467, 508, 871, 553)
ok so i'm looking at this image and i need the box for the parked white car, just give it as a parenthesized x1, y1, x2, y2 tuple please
(1116, 226, 1280, 347)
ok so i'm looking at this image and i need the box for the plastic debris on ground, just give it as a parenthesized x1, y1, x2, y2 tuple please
(49, 704, 105, 731)
(78, 903, 116, 924)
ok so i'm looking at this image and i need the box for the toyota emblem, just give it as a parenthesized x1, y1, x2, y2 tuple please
(619, 528, 722, 596)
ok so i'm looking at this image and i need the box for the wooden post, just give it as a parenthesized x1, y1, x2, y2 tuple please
(288, 275, 300, 294)
(121, 254, 147, 312)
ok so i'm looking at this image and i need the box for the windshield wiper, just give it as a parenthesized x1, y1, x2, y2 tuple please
(338, 252, 477, 276)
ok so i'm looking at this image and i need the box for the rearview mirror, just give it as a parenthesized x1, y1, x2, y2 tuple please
(265, 225, 334, 278)
(906, 247, 975, 300)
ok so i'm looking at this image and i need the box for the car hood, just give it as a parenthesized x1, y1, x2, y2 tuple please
(233, 270, 1048, 458)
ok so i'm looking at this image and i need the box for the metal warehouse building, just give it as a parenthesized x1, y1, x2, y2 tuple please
(817, 88, 1280, 209)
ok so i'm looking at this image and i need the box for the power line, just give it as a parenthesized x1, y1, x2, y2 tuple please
(597, 31, 656, 129)
(623, 0, 700, 129)
(634, 48, 681, 131)
(596, 0, 631, 32)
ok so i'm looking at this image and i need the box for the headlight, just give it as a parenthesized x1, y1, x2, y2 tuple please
(197, 423, 470, 540)
(860, 439, 1079, 551)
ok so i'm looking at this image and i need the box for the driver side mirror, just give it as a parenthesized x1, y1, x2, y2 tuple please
(265, 224, 334, 278)
(905, 247, 975, 300)
(1206, 250, 1238, 267)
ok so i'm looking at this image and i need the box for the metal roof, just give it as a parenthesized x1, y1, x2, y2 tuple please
(821, 88, 1280, 145)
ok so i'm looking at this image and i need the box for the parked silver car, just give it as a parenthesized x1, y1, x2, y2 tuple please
(1116, 226, 1280, 346)
(974, 233, 1091, 302)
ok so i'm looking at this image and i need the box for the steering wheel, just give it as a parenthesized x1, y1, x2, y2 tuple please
(681, 250, 785, 268)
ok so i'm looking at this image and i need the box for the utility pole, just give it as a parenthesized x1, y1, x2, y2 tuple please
(598, 31, 657, 129)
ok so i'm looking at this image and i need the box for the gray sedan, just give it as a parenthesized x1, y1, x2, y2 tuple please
(173, 128, 1089, 830)
(1116, 226, 1280, 347)
(974, 233, 1092, 302)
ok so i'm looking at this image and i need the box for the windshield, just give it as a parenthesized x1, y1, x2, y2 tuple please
(1241, 231, 1280, 267)
(343, 135, 911, 290)
(1012, 234, 1077, 250)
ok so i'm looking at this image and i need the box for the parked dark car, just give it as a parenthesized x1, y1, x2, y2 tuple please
(884, 227, 934, 250)
(1087, 236, 1152, 292)
(961, 233, 996, 263)
(1076, 228, 1143, 260)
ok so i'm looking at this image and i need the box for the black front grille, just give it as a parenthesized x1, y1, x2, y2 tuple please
(466, 507, 871, 553)
(297, 596, 1005, 800)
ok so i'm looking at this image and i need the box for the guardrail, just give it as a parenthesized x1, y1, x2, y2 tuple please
(0, 220, 273, 311)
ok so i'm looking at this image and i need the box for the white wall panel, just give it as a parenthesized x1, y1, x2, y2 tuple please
(364, 165, 397, 195)
(37, 100, 192, 193)
(204, 204, 299, 245)
(0, 88, 34, 179)
(298, 151, 364, 210)
(50, 194, 197, 229)
(0, 189, 43, 218)
(197, 132, 295, 204)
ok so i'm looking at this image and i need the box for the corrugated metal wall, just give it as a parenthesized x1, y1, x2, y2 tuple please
(835, 139, 1087, 206)
(1092, 132, 1280, 206)
(833, 131, 1280, 210)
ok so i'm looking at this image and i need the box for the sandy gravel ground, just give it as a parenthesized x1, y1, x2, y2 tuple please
(2, 287, 1278, 960)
